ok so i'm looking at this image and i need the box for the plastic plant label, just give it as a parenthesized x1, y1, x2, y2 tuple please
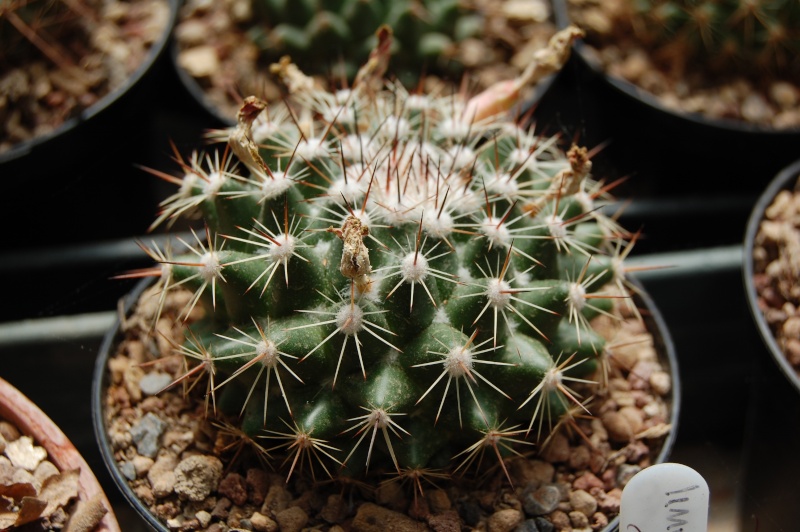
(620, 462, 709, 532)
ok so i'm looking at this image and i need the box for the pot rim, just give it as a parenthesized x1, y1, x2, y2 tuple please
(0, 0, 180, 166)
(743, 157, 800, 393)
(92, 274, 680, 531)
(91, 278, 165, 531)
(550, 0, 800, 137)
(0, 375, 121, 531)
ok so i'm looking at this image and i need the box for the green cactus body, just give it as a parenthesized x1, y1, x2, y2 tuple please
(249, 0, 480, 85)
(143, 27, 637, 486)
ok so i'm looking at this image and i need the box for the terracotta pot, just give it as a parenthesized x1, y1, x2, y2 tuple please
(0, 375, 120, 531)
(92, 276, 681, 531)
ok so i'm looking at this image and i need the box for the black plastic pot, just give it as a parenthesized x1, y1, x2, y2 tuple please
(0, 0, 180, 250)
(92, 278, 163, 531)
(92, 275, 680, 531)
(741, 157, 800, 531)
(0, 0, 180, 168)
(743, 157, 800, 394)
(550, 0, 800, 202)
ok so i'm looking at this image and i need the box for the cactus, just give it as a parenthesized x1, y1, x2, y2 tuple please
(132, 25, 658, 491)
(247, 0, 482, 87)
(175, 0, 560, 121)
(573, 0, 800, 76)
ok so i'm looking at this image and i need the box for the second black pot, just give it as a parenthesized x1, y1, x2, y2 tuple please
(550, 0, 800, 202)
(741, 157, 800, 531)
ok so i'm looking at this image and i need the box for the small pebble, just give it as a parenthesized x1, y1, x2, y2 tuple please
(375, 479, 407, 512)
(618, 406, 644, 434)
(488, 508, 523, 532)
(250, 511, 278, 532)
(591, 511, 609, 529)
(274, 506, 308, 532)
(138, 372, 173, 395)
(741, 93, 773, 123)
(129, 412, 166, 458)
(569, 509, 590, 528)
(534, 516, 554, 532)
(649, 371, 672, 396)
(510, 458, 555, 487)
(173, 455, 223, 502)
(246, 468, 269, 505)
(132, 455, 154, 477)
(218, 472, 248, 506)
(178, 46, 220, 78)
(770, 81, 798, 108)
(568, 445, 591, 470)
(148, 454, 177, 498)
(196, 510, 212, 528)
(0, 421, 20, 441)
(540, 433, 570, 462)
(569, 489, 597, 517)
(598, 488, 622, 514)
(64, 493, 108, 532)
(427, 489, 452, 514)
(514, 519, 541, 532)
(320, 494, 348, 524)
(211, 497, 231, 520)
(261, 484, 291, 515)
(548, 510, 571, 530)
(351, 503, 424, 532)
(616, 464, 641, 488)
(457, 499, 482, 526)
(601, 412, 633, 443)
(573, 472, 604, 492)
(522, 484, 561, 516)
(427, 510, 461, 532)
(120, 461, 137, 481)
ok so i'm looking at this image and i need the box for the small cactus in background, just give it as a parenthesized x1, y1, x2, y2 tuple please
(566, 0, 800, 127)
(247, 0, 481, 86)
(573, 0, 800, 76)
(644, 0, 798, 74)
(175, 0, 558, 121)
(133, 25, 656, 490)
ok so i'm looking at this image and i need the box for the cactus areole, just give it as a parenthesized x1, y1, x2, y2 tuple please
(111, 25, 672, 501)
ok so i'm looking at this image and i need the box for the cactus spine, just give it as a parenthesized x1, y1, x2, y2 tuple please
(137, 25, 647, 488)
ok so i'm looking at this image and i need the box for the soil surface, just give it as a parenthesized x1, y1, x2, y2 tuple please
(100, 284, 674, 531)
